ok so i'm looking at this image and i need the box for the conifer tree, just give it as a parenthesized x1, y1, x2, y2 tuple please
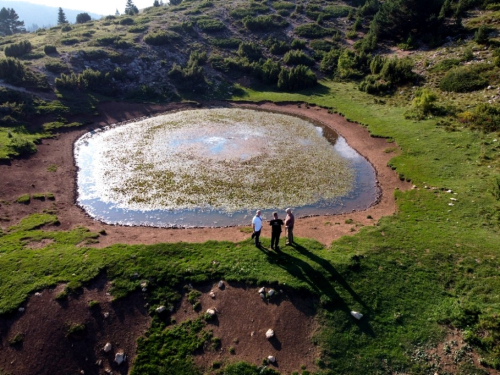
(125, 0, 139, 15)
(57, 7, 67, 24)
(154, 0, 160, 6)
(0, 7, 25, 35)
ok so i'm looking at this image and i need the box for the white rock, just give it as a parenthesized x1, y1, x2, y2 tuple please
(268, 289, 275, 296)
(447, 189, 453, 193)
(156, 306, 166, 313)
(103, 343, 112, 353)
(218, 280, 224, 289)
(260, 293, 265, 299)
(266, 329, 274, 339)
(448, 203, 454, 206)
(258, 287, 265, 294)
(268, 355, 276, 363)
(140, 282, 147, 288)
(206, 308, 216, 316)
(18, 307, 25, 313)
(114, 352, 125, 365)
(209, 291, 216, 299)
(351, 311, 363, 320)
(103, 312, 110, 319)
(450, 198, 457, 201)
(142, 288, 147, 292)
(35, 292, 42, 297)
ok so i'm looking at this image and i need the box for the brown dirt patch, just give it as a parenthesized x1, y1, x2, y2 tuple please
(24, 238, 55, 249)
(0, 100, 410, 247)
(0, 275, 151, 375)
(173, 282, 319, 374)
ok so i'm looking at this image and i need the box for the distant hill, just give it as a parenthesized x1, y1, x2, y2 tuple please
(0, 1, 102, 31)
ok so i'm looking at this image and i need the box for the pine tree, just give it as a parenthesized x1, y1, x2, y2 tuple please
(115, 9, 120, 16)
(154, 0, 160, 6)
(0, 7, 25, 35)
(125, 0, 139, 15)
(57, 7, 67, 24)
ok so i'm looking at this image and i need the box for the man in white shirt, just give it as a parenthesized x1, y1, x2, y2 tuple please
(252, 210, 263, 247)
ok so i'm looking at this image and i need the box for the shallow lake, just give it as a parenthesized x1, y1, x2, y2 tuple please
(75, 108, 380, 227)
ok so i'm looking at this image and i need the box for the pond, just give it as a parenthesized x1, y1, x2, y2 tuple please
(75, 108, 379, 227)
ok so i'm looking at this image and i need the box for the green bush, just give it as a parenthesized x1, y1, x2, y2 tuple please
(196, 19, 225, 32)
(323, 5, 352, 18)
(430, 58, 461, 72)
(128, 25, 148, 33)
(229, 7, 255, 19)
(278, 64, 317, 91)
(4, 41, 32, 57)
(238, 42, 263, 61)
(44, 45, 57, 55)
(61, 25, 72, 32)
(320, 48, 341, 74)
(209, 37, 241, 49)
(369, 55, 385, 75)
(358, 76, 391, 94)
(223, 361, 280, 375)
(291, 39, 306, 49)
(380, 57, 415, 84)
(273, 2, 295, 10)
(95, 36, 120, 46)
(475, 25, 490, 45)
(268, 40, 290, 54)
(243, 15, 288, 31)
(10, 138, 37, 157)
(168, 51, 207, 90)
(144, 30, 180, 45)
(337, 49, 365, 78)
(254, 58, 281, 84)
(309, 39, 334, 52)
(61, 38, 79, 45)
(283, 50, 315, 66)
(459, 103, 500, 132)
(119, 17, 135, 25)
(0, 58, 49, 90)
(439, 65, 489, 92)
(169, 21, 195, 34)
(408, 88, 439, 118)
(55, 68, 116, 95)
(45, 60, 68, 74)
(295, 23, 332, 38)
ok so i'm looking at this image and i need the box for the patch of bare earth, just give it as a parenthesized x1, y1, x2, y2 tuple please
(0, 275, 150, 375)
(24, 238, 55, 249)
(422, 329, 499, 375)
(173, 282, 319, 374)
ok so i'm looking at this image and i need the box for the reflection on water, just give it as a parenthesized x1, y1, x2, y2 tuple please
(75, 111, 380, 228)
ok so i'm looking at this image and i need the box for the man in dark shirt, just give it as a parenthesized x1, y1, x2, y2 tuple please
(269, 212, 284, 250)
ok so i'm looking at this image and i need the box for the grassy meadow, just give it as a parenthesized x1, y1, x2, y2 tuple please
(1, 79, 499, 374)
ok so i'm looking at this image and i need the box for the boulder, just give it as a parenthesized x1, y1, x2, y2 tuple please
(114, 352, 125, 365)
(350, 311, 363, 320)
(268, 289, 275, 297)
(206, 308, 216, 316)
(103, 343, 112, 353)
(218, 280, 224, 289)
(268, 355, 276, 363)
(156, 306, 167, 313)
(258, 287, 265, 294)
(209, 291, 216, 299)
(260, 293, 265, 299)
(266, 329, 274, 339)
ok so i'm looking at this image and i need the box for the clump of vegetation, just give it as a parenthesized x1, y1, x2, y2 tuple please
(55, 68, 118, 95)
(457, 104, 500, 133)
(209, 37, 241, 49)
(66, 323, 86, 337)
(238, 42, 263, 61)
(16, 194, 31, 205)
(439, 65, 489, 92)
(45, 60, 68, 74)
(144, 30, 180, 45)
(295, 23, 333, 38)
(43, 45, 57, 55)
(278, 65, 317, 91)
(0, 58, 50, 90)
(9, 333, 25, 346)
(4, 40, 32, 57)
(243, 14, 288, 31)
(196, 18, 226, 32)
(405, 89, 439, 120)
(283, 50, 315, 66)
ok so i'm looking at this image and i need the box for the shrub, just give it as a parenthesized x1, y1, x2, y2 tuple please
(410, 88, 439, 118)
(55, 68, 116, 95)
(458, 103, 500, 132)
(45, 60, 68, 74)
(196, 19, 225, 32)
(128, 25, 148, 33)
(0, 58, 49, 90)
(283, 50, 315, 66)
(295, 23, 332, 38)
(76, 13, 91, 23)
(238, 42, 263, 61)
(105, 15, 116, 20)
(337, 49, 364, 78)
(229, 7, 255, 19)
(380, 57, 415, 85)
(430, 58, 461, 72)
(269, 40, 290, 54)
(144, 30, 180, 45)
(119, 17, 135, 25)
(475, 25, 490, 45)
(323, 5, 351, 18)
(61, 25, 72, 32)
(278, 65, 317, 91)
(254, 58, 281, 84)
(243, 15, 288, 31)
(95, 36, 120, 46)
(4, 41, 32, 57)
(44, 45, 57, 55)
(168, 51, 207, 89)
(439, 65, 489, 92)
(310, 39, 334, 52)
(291, 39, 306, 49)
(209, 37, 241, 49)
(61, 38, 79, 45)
(15, 194, 31, 204)
(369, 55, 385, 75)
(358, 76, 391, 94)
(320, 48, 341, 74)
(273, 2, 295, 10)
(169, 21, 195, 34)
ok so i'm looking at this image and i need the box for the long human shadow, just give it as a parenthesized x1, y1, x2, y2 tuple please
(292, 243, 369, 311)
(257, 246, 374, 337)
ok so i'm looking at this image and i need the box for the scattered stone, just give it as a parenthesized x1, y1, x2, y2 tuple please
(266, 329, 275, 339)
(114, 352, 125, 365)
(258, 287, 265, 294)
(450, 198, 457, 201)
(35, 292, 42, 297)
(206, 308, 216, 316)
(142, 288, 147, 292)
(104, 368, 113, 374)
(268, 289, 275, 297)
(140, 282, 147, 288)
(447, 189, 453, 193)
(268, 355, 276, 363)
(156, 306, 167, 313)
(251, 331, 255, 336)
(103, 312, 110, 319)
(218, 280, 224, 289)
(18, 307, 25, 313)
(96, 359, 102, 366)
(351, 311, 363, 320)
(260, 293, 265, 299)
(209, 291, 216, 299)
(448, 203, 454, 206)
(103, 342, 112, 353)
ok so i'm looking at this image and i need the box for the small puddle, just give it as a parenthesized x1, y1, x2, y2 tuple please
(75, 108, 379, 227)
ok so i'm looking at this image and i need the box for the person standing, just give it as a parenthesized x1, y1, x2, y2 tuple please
(285, 208, 294, 245)
(269, 212, 284, 250)
(252, 210, 263, 247)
